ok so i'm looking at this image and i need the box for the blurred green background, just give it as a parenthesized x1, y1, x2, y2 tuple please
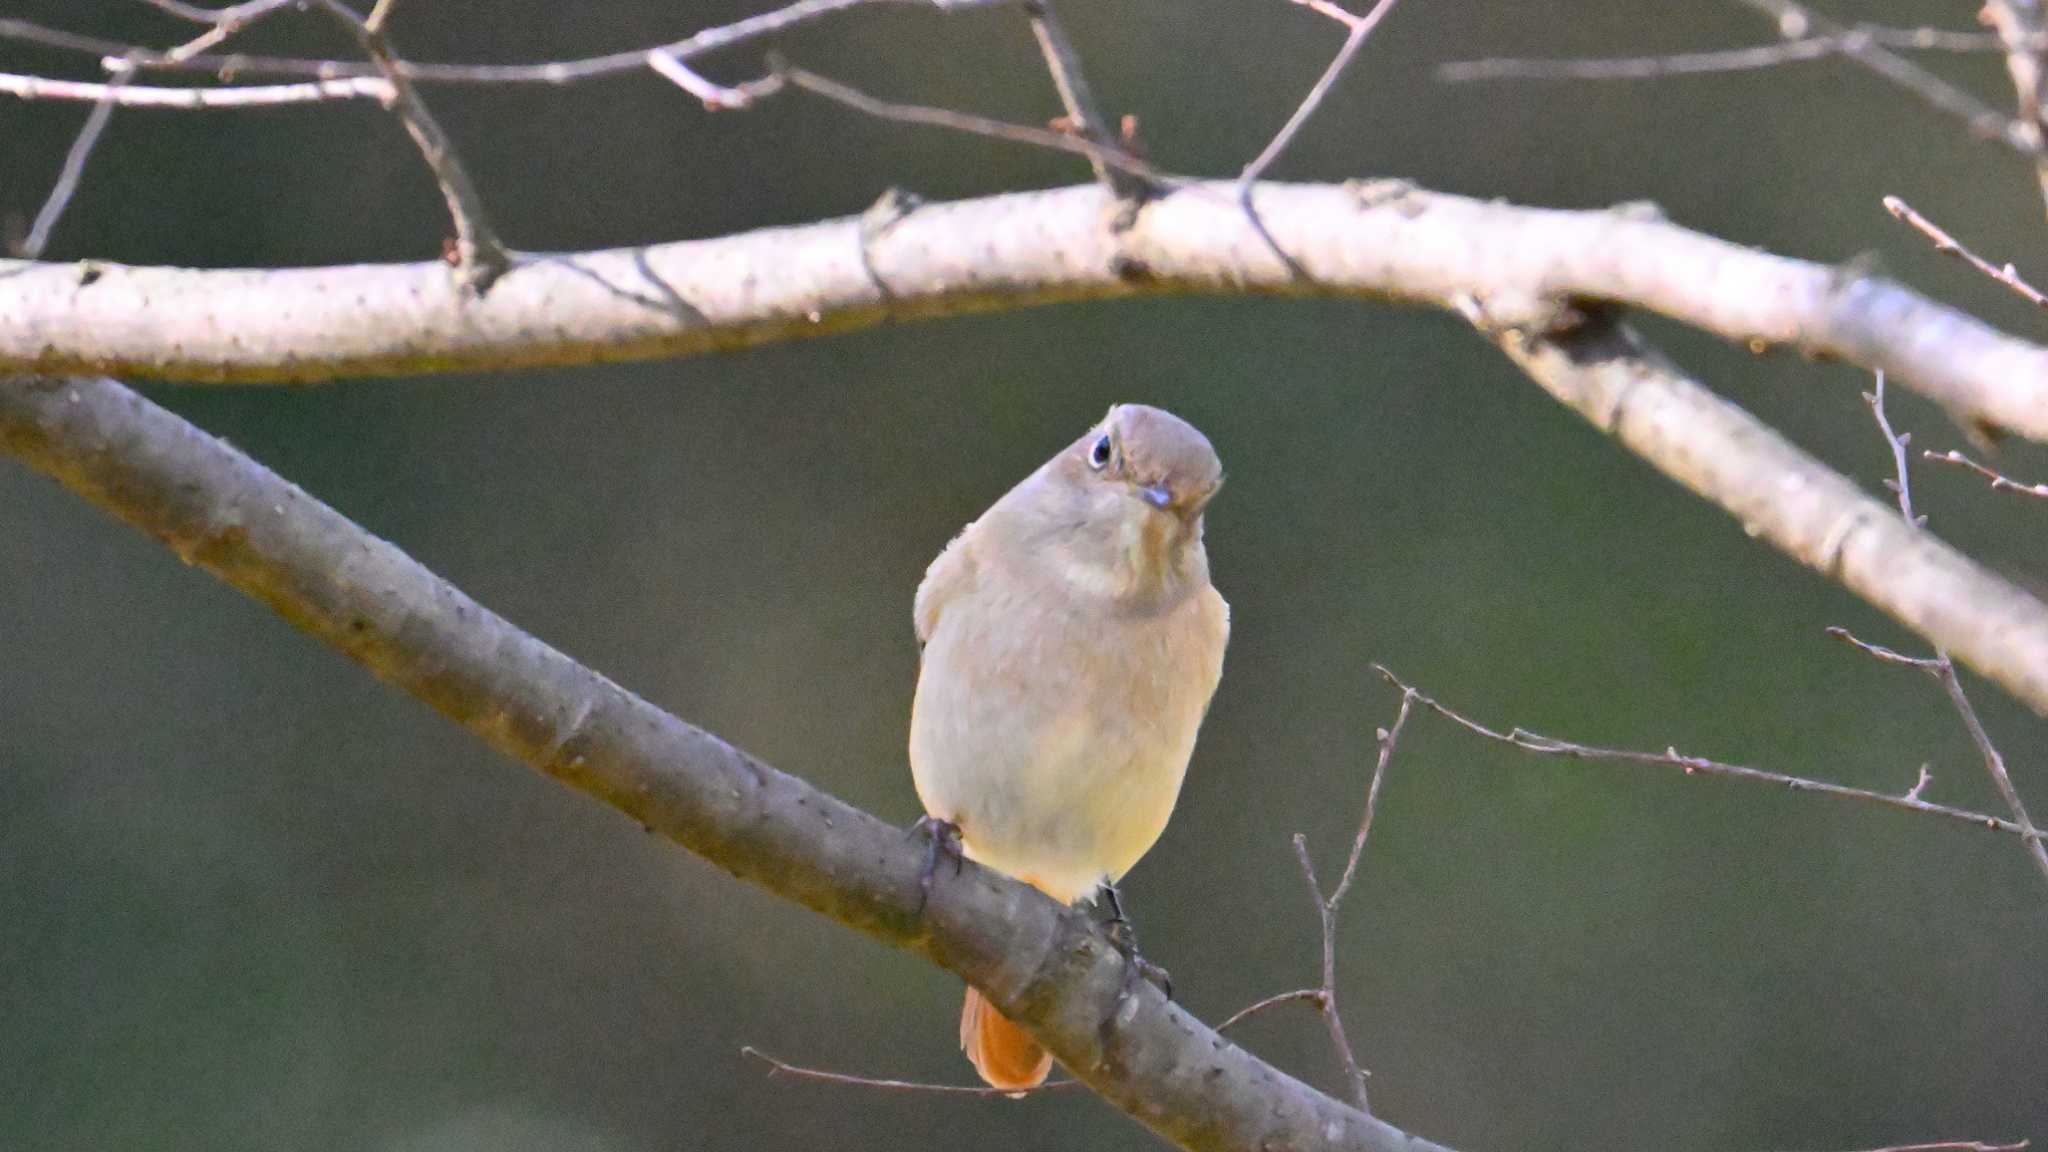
(6, 2, 2048, 1149)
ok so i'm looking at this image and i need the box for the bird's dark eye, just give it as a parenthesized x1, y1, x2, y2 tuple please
(1088, 434, 1113, 470)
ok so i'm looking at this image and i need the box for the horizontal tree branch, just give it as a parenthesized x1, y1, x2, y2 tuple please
(4, 180, 2047, 446)
(0, 373, 1446, 1152)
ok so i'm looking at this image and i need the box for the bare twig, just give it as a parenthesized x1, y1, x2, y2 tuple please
(1833, 1142, 2028, 1152)
(1369, 664, 2043, 841)
(1981, 0, 2048, 218)
(365, 0, 403, 33)
(0, 69, 391, 107)
(148, 0, 299, 61)
(1215, 988, 1325, 1033)
(647, 50, 783, 110)
(1738, 0, 2033, 153)
(0, 2, 1024, 87)
(1439, 24, 2004, 83)
(1884, 195, 2048, 310)
(1023, 0, 1149, 200)
(1924, 448, 2048, 499)
(740, 1046, 1079, 1096)
(15, 0, 298, 258)
(1282, 688, 1412, 1115)
(1239, 0, 1401, 186)
(303, 0, 511, 292)
(16, 63, 127, 258)
(1845, 377, 2048, 887)
(772, 62, 1174, 187)
(1863, 373, 1925, 526)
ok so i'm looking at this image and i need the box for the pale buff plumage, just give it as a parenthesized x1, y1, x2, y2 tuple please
(909, 403, 1230, 1092)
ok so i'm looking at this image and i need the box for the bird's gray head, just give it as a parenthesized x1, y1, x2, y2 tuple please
(1067, 403, 1224, 520)
(988, 403, 1223, 604)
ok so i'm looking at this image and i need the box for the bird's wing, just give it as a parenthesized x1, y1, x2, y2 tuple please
(914, 524, 979, 646)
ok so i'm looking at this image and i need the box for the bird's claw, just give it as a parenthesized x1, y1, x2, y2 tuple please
(910, 815, 963, 915)
(1106, 917, 1174, 1001)
(1098, 885, 1173, 1001)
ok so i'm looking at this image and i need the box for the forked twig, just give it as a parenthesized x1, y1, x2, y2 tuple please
(1847, 375, 2048, 887)
(1239, 0, 1402, 186)
(303, 0, 512, 291)
(1023, 0, 1150, 200)
(1277, 687, 1413, 1115)
(1369, 665, 2043, 841)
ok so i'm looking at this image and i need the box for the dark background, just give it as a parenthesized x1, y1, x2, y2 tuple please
(5, 2, 2048, 1149)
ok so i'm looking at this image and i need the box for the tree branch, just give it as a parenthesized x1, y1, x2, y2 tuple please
(4, 180, 2047, 446)
(0, 372, 1447, 1152)
(1465, 304, 2048, 720)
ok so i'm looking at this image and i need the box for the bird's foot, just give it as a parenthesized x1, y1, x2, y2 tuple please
(1097, 884, 1173, 1001)
(909, 815, 963, 915)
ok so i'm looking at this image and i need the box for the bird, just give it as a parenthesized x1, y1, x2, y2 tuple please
(909, 402, 1230, 1092)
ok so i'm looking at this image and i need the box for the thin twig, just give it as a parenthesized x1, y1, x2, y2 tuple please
(17, 63, 127, 258)
(0, 2, 1024, 87)
(304, 0, 511, 292)
(1827, 626, 1942, 670)
(1439, 24, 2004, 83)
(1737, 0, 2034, 154)
(1368, 665, 2045, 841)
(0, 69, 391, 107)
(1239, 0, 1401, 185)
(1849, 377, 2048, 887)
(1980, 0, 2048, 219)
(1215, 988, 1325, 1034)
(646, 50, 783, 109)
(1923, 449, 2048, 499)
(1329, 691, 1412, 908)
(1023, 0, 1149, 200)
(739, 1046, 1079, 1096)
(17, 0, 297, 257)
(1281, 686, 1412, 1115)
(1863, 372, 1925, 527)
(771, 61, 1177, 188)
(1883, 195, 2048, 310)
(1291, 838, 1371, 1114)
(1740, 1132, 2024, 1152)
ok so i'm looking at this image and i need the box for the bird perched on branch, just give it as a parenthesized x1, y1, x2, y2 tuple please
(909, 403, 1230, 1091)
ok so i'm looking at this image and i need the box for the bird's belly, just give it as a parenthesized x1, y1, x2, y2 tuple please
(910, 620, 1201, 904)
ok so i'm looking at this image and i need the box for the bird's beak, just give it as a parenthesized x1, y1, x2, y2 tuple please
(1139, 483, 1174, 510)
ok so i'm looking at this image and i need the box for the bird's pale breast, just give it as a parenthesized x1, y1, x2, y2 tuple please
(910, 542, 1228, 904)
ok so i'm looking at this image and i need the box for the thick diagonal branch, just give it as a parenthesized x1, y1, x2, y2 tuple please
(0, 373, 1445, 1152)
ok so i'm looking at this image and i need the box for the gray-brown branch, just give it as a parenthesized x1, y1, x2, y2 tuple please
(0, 373, 1447, 1152)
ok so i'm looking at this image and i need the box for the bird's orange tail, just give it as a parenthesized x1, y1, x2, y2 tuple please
(960, 985, 1051, 1093)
